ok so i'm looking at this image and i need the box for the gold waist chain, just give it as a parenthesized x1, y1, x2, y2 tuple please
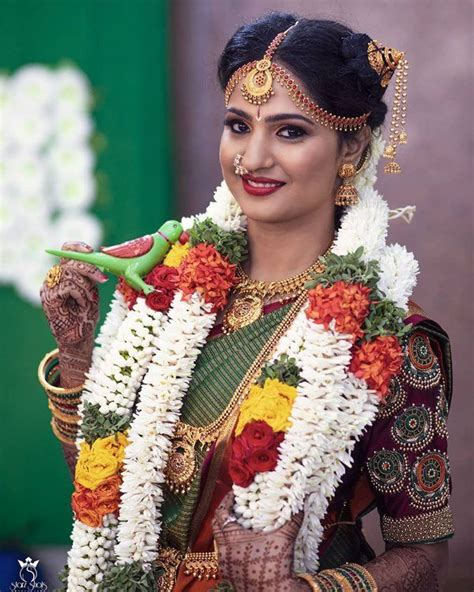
(156, 546, 219, 592)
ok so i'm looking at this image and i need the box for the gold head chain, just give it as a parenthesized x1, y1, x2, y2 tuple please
(224, 23, 408, 171)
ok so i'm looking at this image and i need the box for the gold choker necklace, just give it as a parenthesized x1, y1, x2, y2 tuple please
(222, 244, 333, 334)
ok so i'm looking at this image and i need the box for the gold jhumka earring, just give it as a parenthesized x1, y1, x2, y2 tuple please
(335, 163, 358, 206)
(335, 143, 371, 206)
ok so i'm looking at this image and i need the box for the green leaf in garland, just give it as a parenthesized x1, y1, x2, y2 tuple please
(306, 248, 381, 291)
(98, 562, 162, 592)
(81, 402, 130, 443)
(362, 291, 410, 341)
(257, 353, 301, 387)
(189, 218, 248, 264)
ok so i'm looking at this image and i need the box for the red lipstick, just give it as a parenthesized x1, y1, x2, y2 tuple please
(242, 174, 285, 197)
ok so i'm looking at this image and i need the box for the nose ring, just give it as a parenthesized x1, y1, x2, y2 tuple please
(233, 154, 249, 176)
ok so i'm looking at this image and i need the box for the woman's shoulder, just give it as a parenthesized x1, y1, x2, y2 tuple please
(403, 299, 453, 406)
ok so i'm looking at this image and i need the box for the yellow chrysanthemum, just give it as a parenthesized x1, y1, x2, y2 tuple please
(75, 431, 128, 490)
(163, 242, 190, 267)
(235, 378, 297, 436)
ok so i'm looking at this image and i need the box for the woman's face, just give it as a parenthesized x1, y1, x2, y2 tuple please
(219, 67, 344, 225)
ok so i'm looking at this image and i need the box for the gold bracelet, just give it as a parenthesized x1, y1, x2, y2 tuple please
(344, 563, 378, 591)
(38, 348, 84, 395)
(51, 418, 77, 446)
(296, 573, 324, 592)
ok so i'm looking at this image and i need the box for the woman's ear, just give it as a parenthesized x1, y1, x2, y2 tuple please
(338, 127, 372, 167)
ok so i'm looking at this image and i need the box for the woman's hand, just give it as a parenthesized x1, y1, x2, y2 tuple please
(40, 241, 107, 348)
(212, 492, 308, 592)
(40, 241, 108, 387)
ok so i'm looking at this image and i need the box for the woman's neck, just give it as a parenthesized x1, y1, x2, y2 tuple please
(243, 208, 335, 282)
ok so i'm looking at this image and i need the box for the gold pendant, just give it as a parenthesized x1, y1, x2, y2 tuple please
(223, 292, 264, 333)
(164, 431, 197, 494)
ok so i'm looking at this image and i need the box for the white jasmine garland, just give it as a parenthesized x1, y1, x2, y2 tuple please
(204, 180, 246, 232)
(377, 243, 419, 311)
(333, 186, 389, 261)
(80, 290, 128, 409)
(232, 313, 379, 571)
(83, 298, 165, 417)
(67, 514, 117, 591)
(114, 291, 215, 566)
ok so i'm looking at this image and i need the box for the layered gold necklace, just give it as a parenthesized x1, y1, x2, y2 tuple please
(222, 242, 333, 334)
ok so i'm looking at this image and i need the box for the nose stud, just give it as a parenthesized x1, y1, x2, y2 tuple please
(233, 154, 249, 176)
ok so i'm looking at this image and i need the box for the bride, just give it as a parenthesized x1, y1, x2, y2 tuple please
(39, 12, 453, 592)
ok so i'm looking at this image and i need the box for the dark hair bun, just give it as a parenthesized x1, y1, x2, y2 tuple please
(340, 33, 386, 101)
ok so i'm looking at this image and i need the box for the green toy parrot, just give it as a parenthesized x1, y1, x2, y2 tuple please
(46, 220, 184, 294)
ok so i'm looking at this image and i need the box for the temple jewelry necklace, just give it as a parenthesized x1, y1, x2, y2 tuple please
(222, 241, 333, 335)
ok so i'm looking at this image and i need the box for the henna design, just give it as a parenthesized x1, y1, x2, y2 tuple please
(40, 241, 108, 387)
(213, 492, 308, 591)
(366, 545, 442, 591)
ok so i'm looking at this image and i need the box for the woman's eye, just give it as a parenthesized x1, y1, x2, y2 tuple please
(278, 125, 306, 139)
(223, 119, 306, 139)
(224, 119, 249, 134)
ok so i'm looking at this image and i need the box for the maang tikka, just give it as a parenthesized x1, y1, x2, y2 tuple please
(224, 23, 408, 176)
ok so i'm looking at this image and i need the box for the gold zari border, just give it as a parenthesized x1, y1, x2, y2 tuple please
(381, 505, 454, 543)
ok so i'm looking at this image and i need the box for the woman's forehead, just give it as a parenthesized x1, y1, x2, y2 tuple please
(226, 72, 309, 120)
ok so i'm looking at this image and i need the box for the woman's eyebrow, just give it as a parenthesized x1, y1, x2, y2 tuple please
(226, 107, 315, 126)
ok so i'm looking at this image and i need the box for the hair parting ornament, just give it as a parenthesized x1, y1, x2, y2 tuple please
(224, 21, 409, 173)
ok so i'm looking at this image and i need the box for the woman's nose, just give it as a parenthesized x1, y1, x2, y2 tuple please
(241, 130, 274, 172)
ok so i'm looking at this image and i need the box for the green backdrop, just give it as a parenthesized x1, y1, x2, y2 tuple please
(0, 0, 173, 545)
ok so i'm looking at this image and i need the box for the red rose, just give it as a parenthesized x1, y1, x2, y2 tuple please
(231, 436, 250, 463)
(247, 447, 279, 473)
(239, 421, 276, 450)
(145, 291, 173, 311)
(229, 458, 255, 487)
(145, 265, 179, 291)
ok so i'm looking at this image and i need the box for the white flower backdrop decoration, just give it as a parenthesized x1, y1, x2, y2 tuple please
(0, 64, 103, 304)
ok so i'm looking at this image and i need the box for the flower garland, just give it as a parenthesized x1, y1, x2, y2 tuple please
(63, 130, 420, 588)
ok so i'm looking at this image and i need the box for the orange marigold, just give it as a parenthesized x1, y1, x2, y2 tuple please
(71, 475, 122, 528)
(177, 243, 237, 312)
(306, 280, 371, 340)
(349, 335, 403, 399)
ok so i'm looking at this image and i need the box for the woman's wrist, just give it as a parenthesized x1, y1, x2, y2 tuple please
(58, 339, 93, 389)
(38, 348, 84, 446)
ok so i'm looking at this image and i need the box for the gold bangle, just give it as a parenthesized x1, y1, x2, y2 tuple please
(297, 573, 324, 592)
(344, 563, 378, 591)
(48, 400, 81, 424)
(331, 571, 353, 592)
(38, 348, 84, 395)
(51, 418, 77, 446)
